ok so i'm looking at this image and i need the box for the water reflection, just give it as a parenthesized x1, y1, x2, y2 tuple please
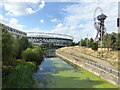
(33, 57, 80, 88)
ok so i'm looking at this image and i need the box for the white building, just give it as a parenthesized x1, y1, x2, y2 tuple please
(0, 23, 27, 37)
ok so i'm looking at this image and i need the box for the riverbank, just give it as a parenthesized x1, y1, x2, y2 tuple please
(2, 28, 45, 88)
(68, 46, 119, 70)
(56, 47, 120, 87)
(3, 61, 36, 88)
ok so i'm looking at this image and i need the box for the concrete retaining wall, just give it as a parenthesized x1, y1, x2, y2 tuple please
(56, 50, 120, 87)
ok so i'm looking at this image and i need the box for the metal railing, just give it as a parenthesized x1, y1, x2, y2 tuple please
(85, 60, 120, 77)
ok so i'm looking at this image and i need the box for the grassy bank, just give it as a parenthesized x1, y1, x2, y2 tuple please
(3, 62, 36, 88)
(61, 46, 119, 70)
(60, 47, 97, 63)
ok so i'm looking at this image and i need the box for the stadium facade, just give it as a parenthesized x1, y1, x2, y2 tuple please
(0, 23, 73, 47)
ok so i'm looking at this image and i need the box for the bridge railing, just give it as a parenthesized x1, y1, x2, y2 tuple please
(85, 60, 120, 77)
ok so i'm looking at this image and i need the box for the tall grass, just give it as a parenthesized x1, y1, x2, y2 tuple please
(3, 62, 36, 88)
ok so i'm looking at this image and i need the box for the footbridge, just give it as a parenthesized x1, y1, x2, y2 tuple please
(27, 32, 73, 47)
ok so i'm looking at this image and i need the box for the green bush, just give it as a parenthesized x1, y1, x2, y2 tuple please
(114, 39, 120, 50)
(2, 29, 16, 64)
(67, 42, 76, 46)
(22, 47, 44, 64)
(16, 36, 32, 59)
(2, 29, 31, 65)
(91, 42, 98, 51)
(3, 62, 36, 88)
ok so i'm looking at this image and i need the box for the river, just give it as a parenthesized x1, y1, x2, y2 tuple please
(33, 50, 117, 88)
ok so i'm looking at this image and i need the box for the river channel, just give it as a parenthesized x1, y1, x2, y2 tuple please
(33, 50, 117, 88)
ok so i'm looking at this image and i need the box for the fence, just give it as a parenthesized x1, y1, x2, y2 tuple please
(85, 60, 120, 77)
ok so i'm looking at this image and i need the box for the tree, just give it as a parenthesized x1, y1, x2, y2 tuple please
(103, 33, 116, 50)
(67, 42, 76, 46)
(22, 47, 44, 64)
(114, 39, 120, 50)
(13, 37, 20, 57)
(91, 42, 98, 51)
(16, 36, 32, 59)
(2, 29, 15, 64)
(80, 39, 86, 46)
(84, 38, 89, 47)
(114, 33, 120, 50)
(88, 38, 94, 48)
(0, 28, 2, 62)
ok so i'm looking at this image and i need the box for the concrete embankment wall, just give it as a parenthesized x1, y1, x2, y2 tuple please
(56, 50, 120, 87)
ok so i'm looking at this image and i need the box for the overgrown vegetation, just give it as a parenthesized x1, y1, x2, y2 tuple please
(91, 42, 98, 51)
(22, 47, 44, 64)
(2, 28, 44, 88)
(3, 62, 36, 88)
(67, 42, 77, 46)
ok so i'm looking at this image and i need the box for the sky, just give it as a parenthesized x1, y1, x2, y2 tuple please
(0, 0, 119, 42)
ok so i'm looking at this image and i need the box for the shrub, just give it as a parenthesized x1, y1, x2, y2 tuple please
(22, 48, 44, 64)
(91, 42, 98, 51)
(2, 29, 15, 64)
(3, 62, 36, 88)
(67, 42, 76, 46)
(16, 36, 32, 59)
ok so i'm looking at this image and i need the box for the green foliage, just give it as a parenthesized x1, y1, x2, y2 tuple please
(39, 43, 52, 50)
(2, 29, 32, 64)
(88, 38, 94, 48)
(102, 32, 120, 50)
(91, 42, 98, 51)
(0, 28, 2, 61)
(2, 65, 13, 77)
(114, 33, 120, 50)
(16, 36, 32, 59)
(79, 32, 120, 51)
(2, 29, 15, 64)
(80, 38, 92, 47)
(39, 43, 49, 48)
(13, 37, 20, 57)
(114, 40, 120, 50)
(80, 39, 86, 46)
(22, 47, 44, 64)
(103, 33, 113, 49)
(1, 24, 44, 88)
(67, 42, 76, 46)
(3, 62, 36, 88)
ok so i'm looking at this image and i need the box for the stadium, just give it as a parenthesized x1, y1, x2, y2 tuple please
(27, 32, 73, 47)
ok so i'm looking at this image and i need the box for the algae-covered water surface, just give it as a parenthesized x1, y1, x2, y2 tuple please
(33, 57, 117, 88)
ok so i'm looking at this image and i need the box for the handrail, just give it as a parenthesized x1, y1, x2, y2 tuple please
(85, 60, 120, 77)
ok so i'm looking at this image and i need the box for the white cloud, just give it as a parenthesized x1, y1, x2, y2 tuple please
(40, 19, 44, 23)
(39, 0, 45, 8)
(60, 1, 118, 42)
(0, 14, 25, 30)
(1, 0, 45, 16)
(47, 1, 117, 42)
(56, 23, 63, 28)
(25, 1, 118, 42)
(9, 18, 18, 24)
(26, 28, 45, 32)
(50, 19, 58, 22)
